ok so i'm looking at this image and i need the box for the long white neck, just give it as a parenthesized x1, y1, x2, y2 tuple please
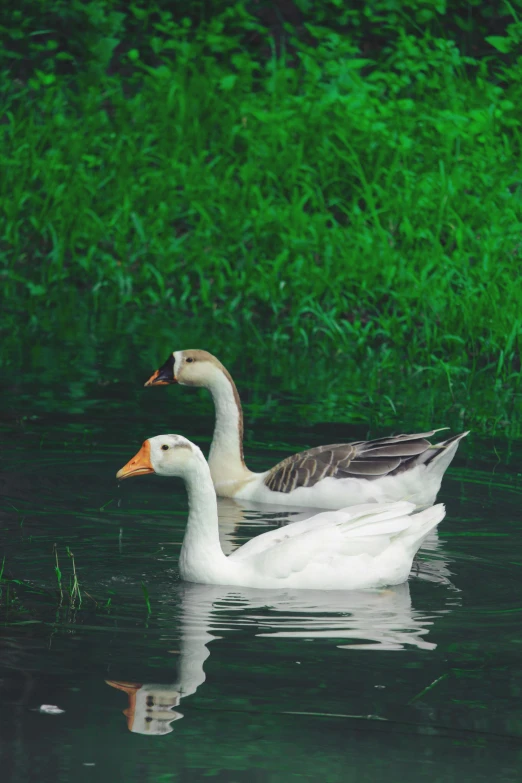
(176, 584, 224, 697)
(178, 456, 229, 583)
(206, 369, 252, 486)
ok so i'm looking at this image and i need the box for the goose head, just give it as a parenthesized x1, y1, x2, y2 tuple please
(116, 434, 202, 481)
(144, 348, 232, 389)
(144, 349, 226, 389)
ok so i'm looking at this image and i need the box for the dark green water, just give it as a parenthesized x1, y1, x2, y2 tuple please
(1, 354, 522, 782)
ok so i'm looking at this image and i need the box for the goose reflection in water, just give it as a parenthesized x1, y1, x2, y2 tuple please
(105, 680, 183, 735)
(106, 553, 457, 735)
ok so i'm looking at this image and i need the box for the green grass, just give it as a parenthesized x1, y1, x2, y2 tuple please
(0, 550, 112, 623)
(141, 581, 152, 615)
(1, 3, 522, 435)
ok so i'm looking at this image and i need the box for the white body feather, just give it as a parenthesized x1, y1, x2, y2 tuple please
(150, 436, 446, 591)
(228, 459, 455, 511)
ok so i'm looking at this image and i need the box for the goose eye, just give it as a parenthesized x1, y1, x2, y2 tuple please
(186, 357, 194, 363)
(161, 445, 169, 451)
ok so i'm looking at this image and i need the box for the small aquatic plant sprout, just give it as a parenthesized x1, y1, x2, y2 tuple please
(116, 434, 445, 591)
(145, 350, 468, 510)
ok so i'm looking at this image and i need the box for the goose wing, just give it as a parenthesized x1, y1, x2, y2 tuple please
(263, 430, 447, 494)
(232, 502, 423, 579)
(229, 501, 415, 563)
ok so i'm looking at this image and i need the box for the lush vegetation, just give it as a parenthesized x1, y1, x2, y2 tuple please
(1, 1, 522, 434)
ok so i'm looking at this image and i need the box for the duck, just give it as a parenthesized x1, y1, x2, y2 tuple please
(144, 349, 468, 510)
(116, 434, 446, 590)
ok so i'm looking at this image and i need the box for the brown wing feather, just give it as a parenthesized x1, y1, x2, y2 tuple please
(349, 429, 446, 447)
(263, 431, 461, 494)
(338, 458, 402, 476)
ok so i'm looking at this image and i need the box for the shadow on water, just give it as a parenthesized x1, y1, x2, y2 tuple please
(1, 343, 522, 781)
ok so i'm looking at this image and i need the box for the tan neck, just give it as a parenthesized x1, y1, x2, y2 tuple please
(207, 368, 252, 488)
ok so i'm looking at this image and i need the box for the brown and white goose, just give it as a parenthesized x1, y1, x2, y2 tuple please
(144, 350, 468, 510)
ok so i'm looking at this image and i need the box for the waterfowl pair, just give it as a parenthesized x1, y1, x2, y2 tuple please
(117, 435, 445, 591)
(144, 349, 468, 511)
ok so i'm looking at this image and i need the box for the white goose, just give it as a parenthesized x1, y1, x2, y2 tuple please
(144, 350, 468, 510)
(116, 434, 446, 591)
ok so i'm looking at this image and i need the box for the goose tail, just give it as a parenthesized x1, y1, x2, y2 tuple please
(419, 431, 469, 475)
(398, 503, 446, 555)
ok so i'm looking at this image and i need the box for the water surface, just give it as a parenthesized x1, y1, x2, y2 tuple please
(1, 354, 522, 782)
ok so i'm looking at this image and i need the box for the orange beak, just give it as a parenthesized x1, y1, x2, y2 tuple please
(116, 441, 154, 480)
(144, 354, 177, 387)
(105, 680, 143, 693)
(105, 680, 142, 731)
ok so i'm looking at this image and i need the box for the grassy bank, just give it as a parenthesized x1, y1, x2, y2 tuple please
(1, 2, 522, 434)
